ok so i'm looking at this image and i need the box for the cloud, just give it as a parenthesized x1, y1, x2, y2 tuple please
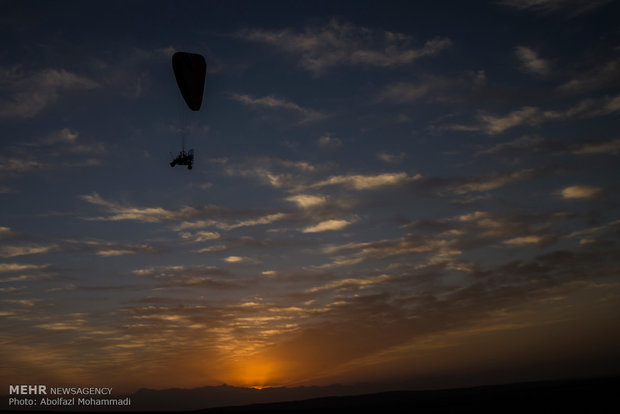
(0, 245, 57, 258)
(503, 235, 548, 246)
(42, 128, 78, 144)
(38, 128, 106, 154)
(0, 263, 49, 273)
(377, 82, 431, 103)
(402, 210, 564, 254)
(451, 94, 620, 134)
(0, 227, 17, 240)
(378, 152, 406, 164)
(80, 192, 230, 223)
(317, 133, 342, 149)
(478, 135, 620, 160)
(92, 47, 174, 98)
(477, 136, 547, 156)
(81, 193, 289, 233)
(514, 46, 550, 76)
(0, 238, 162, 259)
(174, 213, 288, 232)
(84, 241, 160, 257)
(322, 234, 461, 268)
(180, 231, 221, 242)
(478, 106, 541, 134)
(0, 66, 99, 118)
(311, 172, 422, 190)
(80, 193, 185, 222)
(302, 219, 354, 233)
(377, 71, 487, 104)
(565, 219, 620, 240)
(449, 168, 541, 194)
(223, 256, 259, 264)
(132, 265, 236, 289)
(286, 194, 327, 209)
(0, 156, 47, 175)
(306, 274, 391, 294)
(193, 245, 227, 253)
(228, 93, 326, 124)
(572, 138, 620, 155)
(0, 128, 105, 182)
(498, 0, 613, 16)
(221, 157, 423, 196)
(238, 19, 451, 74)
(559, 185, 604, 200)
(558, 57, 620, 94)
(220, 156, 323, 193)
(133, 265, 230, 278)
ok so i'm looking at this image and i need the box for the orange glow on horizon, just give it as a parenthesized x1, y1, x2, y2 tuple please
(228, 358, 285, 389)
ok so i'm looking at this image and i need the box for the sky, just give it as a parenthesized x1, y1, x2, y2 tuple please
(1, 0, 620, 394)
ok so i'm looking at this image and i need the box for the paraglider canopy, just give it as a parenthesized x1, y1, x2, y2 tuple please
(172, 52, 206, 111)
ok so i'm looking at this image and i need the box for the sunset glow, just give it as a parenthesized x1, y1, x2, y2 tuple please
(2, 0, 620, 403)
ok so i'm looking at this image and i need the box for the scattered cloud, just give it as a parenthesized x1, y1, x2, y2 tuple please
(450, 94, 620, 134)
(572, 138, 620, 155)
(80, 192, 225, 223)
(302, 219, 354, 233)
(311, 172, 421, 190)
(565, 219, 620, 240)
(450, 168, 541, 194)
(42, 128, 78, 144)
(81, 193, 289, 233)
(84, 241, 160, 257)
(503, 235, 548, 246)
(306, 274, 391, 294)
(378, 82, 431, 103)
(514, 46, 550, 76)
(228, 93, 326, 124)
(378, 152, 406, 164)
(180, 231, 221, 242)
(133, 265, 229, 277)
(0, 156, 47, 175)
(0, 66, 99, 118)
(403, 210, 564, 253)
(132, 265, 236, 289)
(319, 234, 462, 270)
(0, 128, 106, 182)
(174, 213, 288, 232)
(238, 19, 451, 74)
(559, 185, 605, 200)
(223, 255, 260, 265)
(377, 70, 487, 104)
(38, 128, 106, 154)
(317, 133, 342, 149)
(286, 194, 327, 209)
(0, 227, 17, 240)
(0, 245, 57, 258)
(498, 0, 613, 16)
(0, 263, 49, 273)
(557, 57, 620, 94)
(477, 136, 546, 156)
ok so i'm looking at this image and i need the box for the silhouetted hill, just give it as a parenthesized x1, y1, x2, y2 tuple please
(2, 376, 618, 413)
(129, 383, 377, 411)
(197, 376, 619, 413)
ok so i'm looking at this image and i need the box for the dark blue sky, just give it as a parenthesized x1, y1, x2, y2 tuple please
(1, 0, 620, 393)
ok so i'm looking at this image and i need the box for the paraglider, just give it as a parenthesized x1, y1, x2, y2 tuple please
(170, 148, 194, 169)
(170, 51, 206, 169)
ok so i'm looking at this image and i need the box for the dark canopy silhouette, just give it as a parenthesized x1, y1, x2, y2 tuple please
(172, 52, 206, 111)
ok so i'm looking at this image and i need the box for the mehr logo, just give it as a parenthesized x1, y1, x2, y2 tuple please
(9, 385, 47, 395)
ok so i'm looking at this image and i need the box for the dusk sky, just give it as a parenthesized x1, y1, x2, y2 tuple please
(2, 0, 620, 394)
